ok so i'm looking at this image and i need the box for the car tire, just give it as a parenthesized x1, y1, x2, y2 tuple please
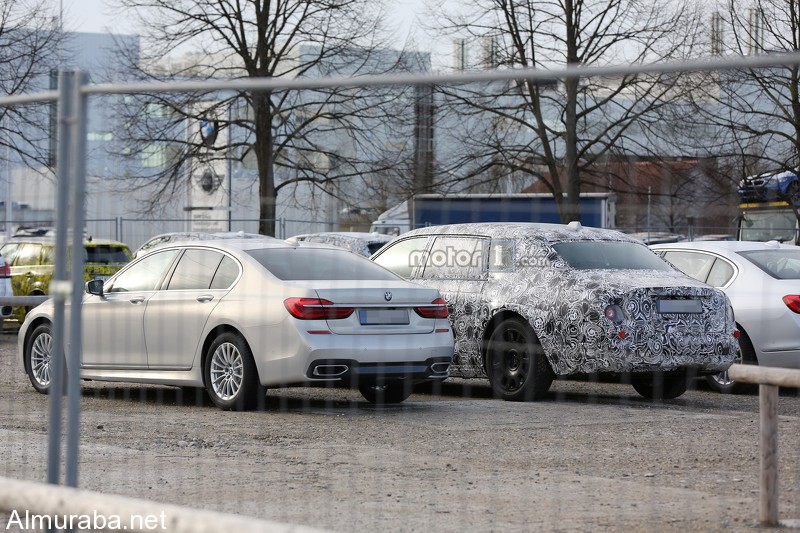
(632, 370, 689, 400)
(204, 331, 266, 411)
(24, 322, 65, 394)
(705, 329, 758, 394)
(485, 317, 554, 401)
(358, 381, 413, 404)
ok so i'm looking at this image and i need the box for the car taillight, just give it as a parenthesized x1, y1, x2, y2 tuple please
(283, 298, 353, 320)
(414, 297, 449, 319)
(0, 262, 9, 278)
(604, 304, 625, 324)
(783, 295, 800, 314)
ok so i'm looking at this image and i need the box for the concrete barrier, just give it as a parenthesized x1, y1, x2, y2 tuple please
(0, 476, 329, 533)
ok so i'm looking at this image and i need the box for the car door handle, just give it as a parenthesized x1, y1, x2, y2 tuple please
(129, 297, 145, 304)
(196, 295, 214, 303)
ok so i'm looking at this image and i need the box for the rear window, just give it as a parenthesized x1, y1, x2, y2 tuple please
(738, 249, 800, 279)
(553, 241, 673, 271)
(86, 245, 131, 263)
(247, 248, 399, 281)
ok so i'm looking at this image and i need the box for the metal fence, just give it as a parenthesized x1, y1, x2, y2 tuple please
(1, 51, 800, 532)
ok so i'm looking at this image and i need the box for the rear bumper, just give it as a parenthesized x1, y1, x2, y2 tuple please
(305, 356, 452, 384)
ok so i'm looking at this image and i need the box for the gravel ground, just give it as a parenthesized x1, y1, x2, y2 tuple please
(1, 328, 799, 532)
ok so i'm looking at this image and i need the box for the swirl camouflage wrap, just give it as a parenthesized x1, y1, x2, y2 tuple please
(373, 222, 739, 384)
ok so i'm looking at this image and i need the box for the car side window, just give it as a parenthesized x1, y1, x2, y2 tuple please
(705, 258, 735, 287)
(661, 251, 715, 283)
(371, 236, 429, 279)
(420, 236, 488, 280)
(108, 249, 179, 292)
(14, 244, 43, 266)
(0, 243, 20, 263)
(40, 244, 55, 264)
(167, 249, 224, 290)
(210, 255, 240, 289)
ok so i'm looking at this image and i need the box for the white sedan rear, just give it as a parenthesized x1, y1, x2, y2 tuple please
(18, 239, 453, 410)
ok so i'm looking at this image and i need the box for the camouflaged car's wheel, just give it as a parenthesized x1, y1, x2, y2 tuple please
(359, 381, 413, 404)
(706, 328, 758, 394)
(632, 370, 689, 400)
(204, 331, 266, 411)
(485, 317, 554, 401)
(24, 322, 65, 394)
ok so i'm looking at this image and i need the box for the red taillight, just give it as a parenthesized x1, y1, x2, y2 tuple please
(283, 298, 354, 320)
(783, 295, 800, 314)
(414, 297, 449, 319)
(0, 262, 9, 278)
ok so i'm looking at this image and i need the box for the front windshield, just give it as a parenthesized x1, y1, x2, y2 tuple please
(740, 211, 798, 243)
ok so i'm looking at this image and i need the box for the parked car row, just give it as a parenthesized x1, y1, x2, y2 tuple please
(16, 223, 748, 410)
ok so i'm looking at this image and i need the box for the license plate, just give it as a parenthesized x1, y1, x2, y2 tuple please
(358, 308, 409, 325)
(656, 299, 702, 314)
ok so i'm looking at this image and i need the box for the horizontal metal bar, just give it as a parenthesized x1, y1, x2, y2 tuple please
(0, 476, 329, 533)
(2, 51, 800, 109)
(0, 296, 50, 306)
(728, 363, 800, 388)
(0, 90, 58, 106)
(83, 51, 800, 96)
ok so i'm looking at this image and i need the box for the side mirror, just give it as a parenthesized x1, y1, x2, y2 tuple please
(86, 279, 104, 296)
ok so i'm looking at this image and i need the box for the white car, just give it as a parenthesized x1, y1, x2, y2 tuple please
(19, 239, 453, 410)
(652, 240, 800, 392)
(286, 232, 393, 257)
(133, 231, 274, 258)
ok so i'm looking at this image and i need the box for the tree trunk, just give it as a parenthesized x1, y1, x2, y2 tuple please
(254, 92, 277, 236)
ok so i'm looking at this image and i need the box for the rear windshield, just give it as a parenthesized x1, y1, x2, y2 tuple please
(553, 241, 673, 271)
(738, 249, 800, 279)
(86, 245, 131, 263)
(247, 248, 400, 280)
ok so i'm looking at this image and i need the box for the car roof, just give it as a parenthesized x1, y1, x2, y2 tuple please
(650, 240, 798, 253)
(4, 235, 129, 247)
(289, 231, 392, 241)
(403, 222, 638, 243)
(147, 237, 343, 255)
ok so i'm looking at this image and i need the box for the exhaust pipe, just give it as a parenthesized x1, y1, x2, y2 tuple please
(312, 364, 349, 377)
(431, 362, 450, 374)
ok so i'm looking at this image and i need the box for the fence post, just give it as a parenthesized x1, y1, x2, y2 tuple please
(760, 383, 779, 526)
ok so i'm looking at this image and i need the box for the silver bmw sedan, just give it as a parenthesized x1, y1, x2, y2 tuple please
(19, 239, 453, 410)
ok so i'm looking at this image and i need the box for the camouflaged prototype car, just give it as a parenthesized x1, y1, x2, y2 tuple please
(372, 222, 740, 401)
(0, 233, 132, 321)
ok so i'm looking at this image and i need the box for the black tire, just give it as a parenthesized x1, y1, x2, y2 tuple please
(632, 370, 689, 400)
(705, 328, 758, 394)
(359, 381, 413, 404)
(485, 317, 554, 401)
(204, 331, 266, 411)
(24, 322, 65, 394)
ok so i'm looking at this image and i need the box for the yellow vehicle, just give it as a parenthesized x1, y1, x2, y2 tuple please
(0, 232, 132, 321)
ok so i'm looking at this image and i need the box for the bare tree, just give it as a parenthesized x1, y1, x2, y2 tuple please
(698, 0, 800, 181)
(112, 0, 424, 236)
(432, 0, 706, 222)
(0, 0, 60, 170)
